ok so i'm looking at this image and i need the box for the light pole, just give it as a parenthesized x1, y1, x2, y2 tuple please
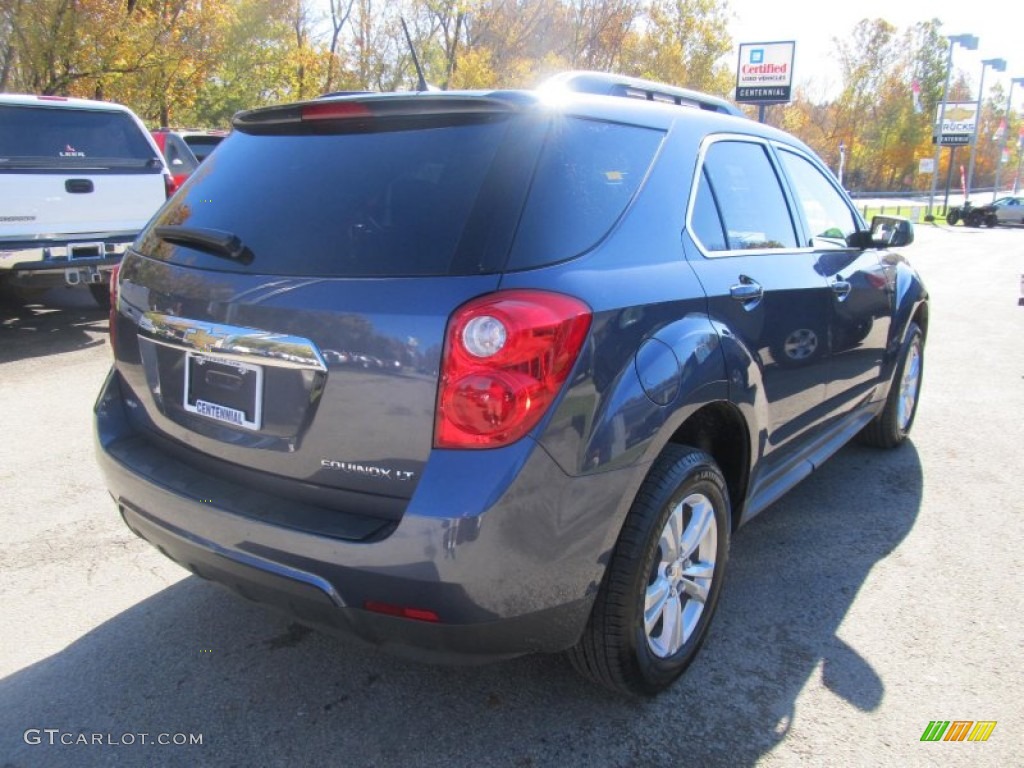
(992, 76, 1024, 201)
(927, 33, 978, 220)
(1016, 126, 1024, 194)
(966, 57, 1006, 202)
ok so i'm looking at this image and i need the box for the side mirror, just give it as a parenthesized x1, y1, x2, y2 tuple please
(171, 158, 184, 167)
(868, 215, 914, 248)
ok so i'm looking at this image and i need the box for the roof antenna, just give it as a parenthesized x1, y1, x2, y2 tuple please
(400, 18, 428, 92)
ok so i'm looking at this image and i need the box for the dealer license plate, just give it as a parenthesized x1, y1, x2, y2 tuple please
(183, 352, 263, 430)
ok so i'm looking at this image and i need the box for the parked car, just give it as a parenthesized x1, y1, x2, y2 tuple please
(95, 73, 927, 696)
(0, 94, 172, 306)
(175, 129, 228, 163)
(150, 129, 200, 191)
(988, 195, 1024, 226)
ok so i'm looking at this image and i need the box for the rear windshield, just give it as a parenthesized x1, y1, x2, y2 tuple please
(181, 135, 224, 162)
(138, 113, 663, 277)
(0, 105, 160, 171)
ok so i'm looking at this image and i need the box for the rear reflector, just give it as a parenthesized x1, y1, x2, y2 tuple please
(363, 601, 440, 623)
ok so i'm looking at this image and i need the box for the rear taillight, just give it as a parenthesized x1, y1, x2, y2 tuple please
(163, 172, 178, 198)
(435, 290, 591, 449)
(108, 265, 120, 349)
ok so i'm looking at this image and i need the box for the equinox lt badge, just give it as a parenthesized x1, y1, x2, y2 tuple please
(320, 460, 415, 481)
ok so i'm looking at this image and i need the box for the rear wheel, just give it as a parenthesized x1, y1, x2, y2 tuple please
(966, 209, 983, 227)
(946, 210, 959, 225)
(857, 322, 923, 448)
(985, 214, 998, 228)
(568, 446, 730, 696)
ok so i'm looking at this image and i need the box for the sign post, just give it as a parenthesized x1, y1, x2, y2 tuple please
(735, 41, 795, 123)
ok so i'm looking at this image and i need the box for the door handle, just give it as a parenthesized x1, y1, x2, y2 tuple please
(730, 277, 763, 303)
(831, 280, 852, 300)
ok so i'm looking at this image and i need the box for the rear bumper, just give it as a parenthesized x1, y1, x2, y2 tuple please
(95, 368, 643, 662)
(0, 233, 134, 287)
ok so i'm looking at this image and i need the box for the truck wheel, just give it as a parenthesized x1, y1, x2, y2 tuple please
(568, 446, 730, 696)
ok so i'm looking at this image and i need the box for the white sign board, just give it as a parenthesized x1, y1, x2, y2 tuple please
(736, 41, 795, 103)
(934, 102, 977, 146)
(918, 158, 936, 174)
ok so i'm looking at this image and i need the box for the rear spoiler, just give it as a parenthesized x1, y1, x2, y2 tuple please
(233, 94, 527, 130)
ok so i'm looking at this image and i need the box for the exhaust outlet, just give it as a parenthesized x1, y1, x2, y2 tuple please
(65, 270, 81, 286)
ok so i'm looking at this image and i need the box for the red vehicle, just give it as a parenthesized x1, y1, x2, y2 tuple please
(150, 129, 228, 192)
(150, 130, 199, 192)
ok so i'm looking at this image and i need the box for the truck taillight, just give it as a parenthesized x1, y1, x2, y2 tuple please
(163, 172, 178, 198)
(435, 291, 591, 449)
(108, 265, 120, 350)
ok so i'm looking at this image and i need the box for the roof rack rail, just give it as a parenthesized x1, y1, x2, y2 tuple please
(539, 71, 745, 118)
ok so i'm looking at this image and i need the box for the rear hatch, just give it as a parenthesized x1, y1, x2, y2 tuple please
(112, 93, 663, 517)
(0, 103, 166, 238)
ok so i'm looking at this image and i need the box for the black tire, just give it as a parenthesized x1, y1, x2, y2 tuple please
(88, 282, 111, 309)
(946, 210, 959, 226)
(985, 214, 998, 228)
(857, 322, 924, 448)
(568, 446, 730, 696)
(966, 210, 982, 227)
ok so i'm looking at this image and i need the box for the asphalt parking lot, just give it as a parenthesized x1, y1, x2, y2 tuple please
(1, 224, 1021, 767)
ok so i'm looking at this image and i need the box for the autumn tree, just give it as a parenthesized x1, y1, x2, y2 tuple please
(619, 0, 733, 95)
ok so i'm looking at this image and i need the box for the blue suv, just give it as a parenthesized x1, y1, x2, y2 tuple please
(94, 72, 927, 695)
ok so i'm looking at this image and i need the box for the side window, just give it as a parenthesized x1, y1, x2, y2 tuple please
(691, 169, 728, 251)
(778, 149, 858, 247)
(694, 140, 798, 252)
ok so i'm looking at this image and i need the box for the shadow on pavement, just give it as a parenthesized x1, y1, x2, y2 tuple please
(0, 287, 108, 364)
(0, 442, 922, 768)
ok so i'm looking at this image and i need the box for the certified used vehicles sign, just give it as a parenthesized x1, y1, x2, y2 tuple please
(736, 41, 796, 103)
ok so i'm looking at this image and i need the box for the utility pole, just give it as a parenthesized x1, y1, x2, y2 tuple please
(993, 76, 1024, 201)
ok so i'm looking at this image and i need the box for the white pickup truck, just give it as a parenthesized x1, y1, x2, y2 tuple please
(0, 94, 171, 306)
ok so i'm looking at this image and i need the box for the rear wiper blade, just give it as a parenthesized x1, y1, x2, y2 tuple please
(154, 225, 254, 265)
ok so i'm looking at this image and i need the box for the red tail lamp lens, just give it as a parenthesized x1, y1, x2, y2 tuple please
(163, 172, 178, 198)
(301, 102, 373, 121)
(435, 290, 591, 449)
(108, 264, 120, 349)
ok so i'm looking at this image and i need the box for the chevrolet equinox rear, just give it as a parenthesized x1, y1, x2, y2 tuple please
(95, 75, 927, 696)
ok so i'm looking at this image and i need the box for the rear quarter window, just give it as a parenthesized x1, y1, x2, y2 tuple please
(506, 119, 664, 270)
